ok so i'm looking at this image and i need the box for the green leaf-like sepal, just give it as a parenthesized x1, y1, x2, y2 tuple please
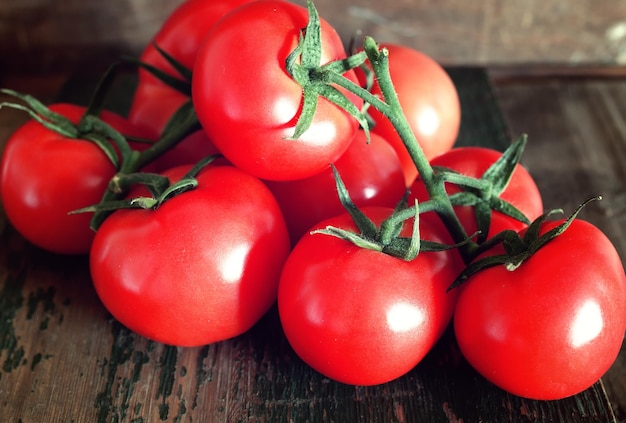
(331, 164, 378, 239)
(448, 196, 601, 290)
(124, 43, 192, 96)
(311, 226, 382, 252)
(285, 0, 372, 140)
(0, 89, 78, 138)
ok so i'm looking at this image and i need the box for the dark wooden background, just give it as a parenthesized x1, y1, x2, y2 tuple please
(1, 0, 626, 73)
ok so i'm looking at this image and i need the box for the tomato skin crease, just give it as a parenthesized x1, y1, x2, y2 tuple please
(90, 165, 291, 347)
(278, 207, 463, 386)
(192, 0, 362, 181)
(454, 219, 626, 400)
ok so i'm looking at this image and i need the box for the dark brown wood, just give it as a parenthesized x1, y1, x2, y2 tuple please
(493, 76, 626, 422)
(1, 68, 624, 422)
(1, 0, 626, 72)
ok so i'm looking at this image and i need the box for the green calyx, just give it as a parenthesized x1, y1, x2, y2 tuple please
(285, 0, 370, 141)
(84, 57, 200, 229)
(436, 134, 532, 244)
(311, 166, 457, 261)
(447, 196, 602, 291)
(0, 60, 203, 232)
(73, 154, 220, 229)
(0, 87, 129, 171)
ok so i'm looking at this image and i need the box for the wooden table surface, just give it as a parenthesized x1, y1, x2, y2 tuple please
(1, 66, 625, 422)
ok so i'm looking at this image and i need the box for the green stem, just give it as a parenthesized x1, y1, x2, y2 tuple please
(361, 37, 476, 260)
(131, 101, 201, 172)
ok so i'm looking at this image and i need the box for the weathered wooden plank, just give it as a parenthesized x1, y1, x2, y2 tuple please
(493, 77, 626, 422)
(1, 0, 626, 73)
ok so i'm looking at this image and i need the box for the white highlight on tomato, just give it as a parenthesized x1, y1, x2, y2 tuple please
(219, 244, 248, 283)
(386, 302, 425, 333)
(416, 106, 440, 137)
(570, 300, 604, 348)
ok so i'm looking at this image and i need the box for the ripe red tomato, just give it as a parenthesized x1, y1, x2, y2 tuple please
(454, 219, 626, 400)
(278, 207, 463, 385)
(137, 0, 256, 87)
(363, 44, 461, 185)
(127, 84, 224, 173)
(192, 0, 362, 181)
(265, 131, 405, 243)
(0, 103, 140, 255)
(409, 146, 543, 240)
(90, 164, 290, 347)
(128, 0, 256, 139)
(128, 83, 189, 141)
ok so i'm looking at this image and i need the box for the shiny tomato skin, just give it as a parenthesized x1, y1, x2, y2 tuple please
(0, 104, 137, 255)
(192, 0, 362, 181)
(364, 44, 461, 185)
(454, 219, 626, 400)
(138, 0, 257, 86)
(128, 1, 254, 168)
(127, 84, 224, 173)
(409, 146, 543, 239)
(128, 83, 189, 141)
(90, 165, 291, 347)
(265, 131, 405, 243)
(129, 0, 256, 139)
(278, 207, 463, 385)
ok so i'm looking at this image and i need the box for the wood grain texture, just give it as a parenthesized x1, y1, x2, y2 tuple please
(1, 0, 626, 72)
(493, 77, 626, 423)
(0, 68, 623, 422)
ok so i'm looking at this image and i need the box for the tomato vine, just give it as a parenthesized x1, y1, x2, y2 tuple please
(287, 0, 539, 267)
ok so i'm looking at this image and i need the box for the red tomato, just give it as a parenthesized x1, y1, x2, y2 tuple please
(278, 207, 463, 385)
(129, 0, 256, 139)
(192, 0, 362, 181)
(90, 164, 290, 347)
(363, 44, 461, 185)
(265, 131, 405, 243)
(454, 219, 626, 400)
(138, 0, 256, 87)
(0, 103, 140, 255)
(128, 83, 189, 141)
(127, 84, 224, 173)
(409, 146, 543, 240)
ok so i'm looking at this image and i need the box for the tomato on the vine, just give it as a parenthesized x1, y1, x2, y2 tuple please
(265, 130, 405, 243)
(409, 146, 543, 239)
(278, 207, 463, 385)
(454, 218, 626, 400)
(192, 0, 362, 181)
(361, 43, 461, 185)
(0, 103, 141, 255)
(90, 164, 290, 347)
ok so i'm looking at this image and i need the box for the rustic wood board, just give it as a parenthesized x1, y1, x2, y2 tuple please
(0, 68, 619, 422)
(493, 76, 626, 422)
(2, 0, 626, 72)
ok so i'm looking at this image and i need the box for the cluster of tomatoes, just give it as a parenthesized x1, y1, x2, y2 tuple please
(1, 0, 625, 402)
